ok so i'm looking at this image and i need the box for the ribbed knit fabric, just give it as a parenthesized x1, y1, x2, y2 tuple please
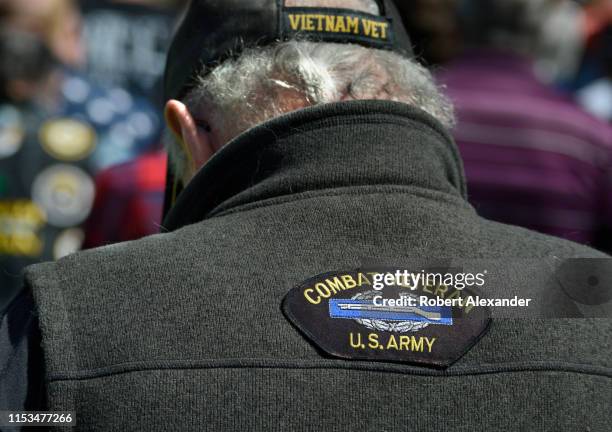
(26, 101, 611, 431)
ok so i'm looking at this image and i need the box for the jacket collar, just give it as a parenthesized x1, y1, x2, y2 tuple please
(163, 100, 466, 232)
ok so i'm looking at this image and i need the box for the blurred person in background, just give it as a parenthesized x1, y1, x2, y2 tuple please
(0, 27, 63, 311)
(83, 150, 166, 248)
(0, 0, 85, 68)
(1, 0, 163, 170)
(0, 1, 163, 309)
(79, 0, 188, 248)
(437, 0, 612, 252)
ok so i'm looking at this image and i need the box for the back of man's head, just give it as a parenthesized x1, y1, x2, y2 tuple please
(166, 0, 455, 182)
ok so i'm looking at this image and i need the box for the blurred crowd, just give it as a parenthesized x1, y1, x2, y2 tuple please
(0, 0, 185, 307)
(0, 0, 611, 310)
(403, 0, 612, 250)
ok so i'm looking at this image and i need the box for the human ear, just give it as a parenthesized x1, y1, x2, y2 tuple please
(164, 99, 215, 177)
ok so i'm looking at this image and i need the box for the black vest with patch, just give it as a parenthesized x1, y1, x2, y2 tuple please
(26, 101, 611, 431)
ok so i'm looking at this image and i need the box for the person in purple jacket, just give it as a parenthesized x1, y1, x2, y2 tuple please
(437, 0, 612, 253)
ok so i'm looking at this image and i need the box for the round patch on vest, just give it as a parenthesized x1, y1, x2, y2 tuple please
(39, 118, 97, 162)
(283, 268, 492, 368)
(0, 200, 46, 257)
(31, 164, 95, 227)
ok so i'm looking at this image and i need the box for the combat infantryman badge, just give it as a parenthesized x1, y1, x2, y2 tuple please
(282, 268, 492, 368)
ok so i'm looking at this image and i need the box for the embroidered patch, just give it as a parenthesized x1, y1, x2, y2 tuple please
(31, 164, 95, 227)
(39, 118, 97, 162)
(280, 7, 395, 49)
(282, 268, 491, 368)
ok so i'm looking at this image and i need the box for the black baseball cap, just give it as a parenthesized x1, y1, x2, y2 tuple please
(162, 0, 414, 217)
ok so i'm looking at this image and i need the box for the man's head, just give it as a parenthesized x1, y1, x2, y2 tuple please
(163, 0, 455, 191)
(0, 0, 84, 67)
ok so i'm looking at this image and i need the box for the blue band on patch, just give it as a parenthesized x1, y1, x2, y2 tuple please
(329, 299, 453, 325)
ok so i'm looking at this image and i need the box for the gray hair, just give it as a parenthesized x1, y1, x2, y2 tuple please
(167, 40, 456, 180)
